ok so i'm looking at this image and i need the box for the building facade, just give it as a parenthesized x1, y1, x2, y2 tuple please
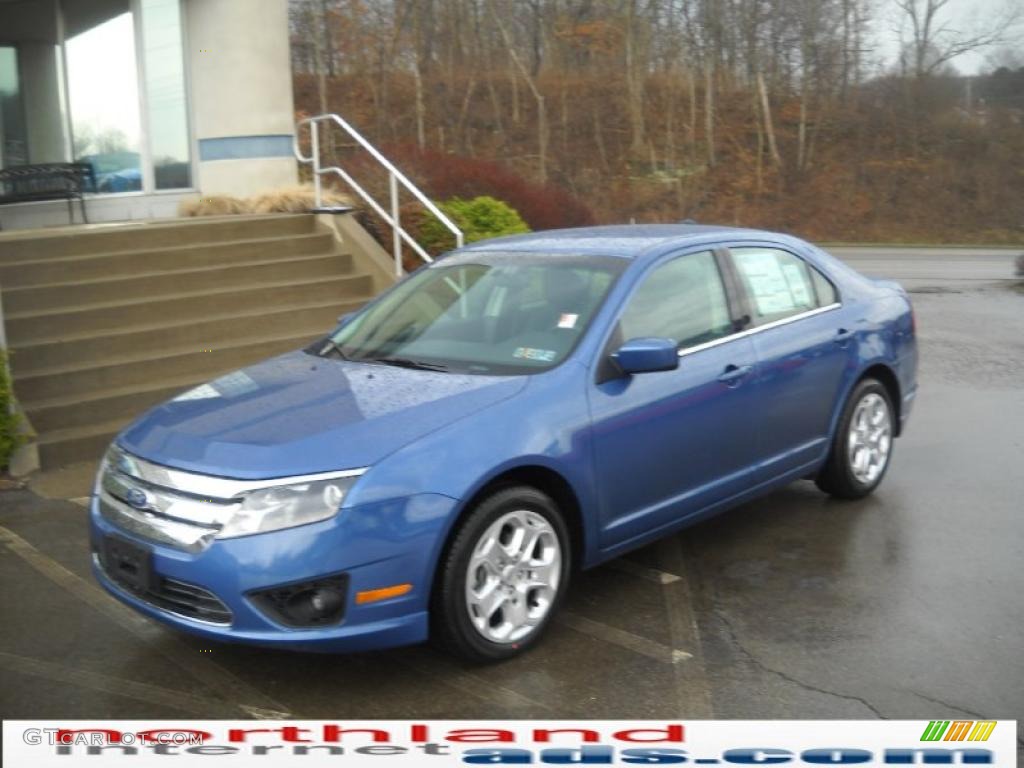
(0, 0, 297, 229)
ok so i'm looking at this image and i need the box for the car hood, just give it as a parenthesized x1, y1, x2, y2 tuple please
(118, 350, 528, 479)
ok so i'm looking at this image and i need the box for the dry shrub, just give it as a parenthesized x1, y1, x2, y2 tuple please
(250, 185, 353, 213)
(179, 195, 248, 217)
(178, 185, 352, 217)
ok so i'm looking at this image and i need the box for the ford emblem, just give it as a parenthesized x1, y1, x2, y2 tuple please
(124, 487, 150, 510)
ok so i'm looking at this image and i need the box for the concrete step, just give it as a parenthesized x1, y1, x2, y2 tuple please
(6, 273, 374, 344)
(23, 331, 323, 432)
(25, 376, 209, 436)
(0, 214, 317, 263)
(2, 252, 353, 314)
(37, 417, 135, 469)
(0, 231, 336, 288)
(8, 298, 361, 376)
(0, 211, 390, 470)
(18, 330, 325, 405)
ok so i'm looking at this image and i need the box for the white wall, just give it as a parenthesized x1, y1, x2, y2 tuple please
(184, 0, 298, 197)
(19, 43, 66, 164)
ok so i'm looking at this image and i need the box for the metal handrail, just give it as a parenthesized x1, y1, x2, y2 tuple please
(294, 114, 464, 276)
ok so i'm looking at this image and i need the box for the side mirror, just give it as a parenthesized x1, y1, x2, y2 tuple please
(612, 337, 679, 375)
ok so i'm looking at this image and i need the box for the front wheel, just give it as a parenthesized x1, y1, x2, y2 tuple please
(816, 378, 895, 499)
(431, 486, 570, 662)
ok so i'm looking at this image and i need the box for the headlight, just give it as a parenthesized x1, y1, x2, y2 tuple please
(98, 444, 361, 543)
(218, 476, 357, 539)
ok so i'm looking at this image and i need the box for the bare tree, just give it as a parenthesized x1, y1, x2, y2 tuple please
(894, 0, 1023, 78)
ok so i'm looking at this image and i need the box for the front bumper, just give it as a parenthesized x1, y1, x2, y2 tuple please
(89, 492, 458, 652)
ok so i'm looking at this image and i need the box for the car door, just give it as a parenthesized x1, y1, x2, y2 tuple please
(726, 244, 855, 479)
(587, 248, 762, 551)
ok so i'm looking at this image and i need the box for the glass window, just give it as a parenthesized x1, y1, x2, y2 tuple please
(328, 255, 625, 375)
(619, 251, 732, 349)
(810, 266, 838, 306)
(731, 247, 819, 326)
(0, 47, 29, 168)
(65, 1, 142, 192)
(141, 0, 191, 189)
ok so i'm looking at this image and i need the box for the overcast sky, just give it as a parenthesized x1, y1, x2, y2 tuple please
(872, 0, 1023, 75)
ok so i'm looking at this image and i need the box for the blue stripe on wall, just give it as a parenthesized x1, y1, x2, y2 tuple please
(198, 135, 294, 161)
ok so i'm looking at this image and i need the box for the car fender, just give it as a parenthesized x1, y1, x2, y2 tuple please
(348, 361, 602, 579)
(825, 344, 902, 445)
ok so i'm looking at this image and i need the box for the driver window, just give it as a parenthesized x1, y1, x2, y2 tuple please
(619, 251, 733, 350)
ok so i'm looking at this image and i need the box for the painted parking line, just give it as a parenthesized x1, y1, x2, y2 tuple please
(0, 651, 237, 716)
(556, 611, 693, 665)
(606, 557, 683, 584)
(0, 524, 292, 719)
(399, 649, 552, 715)
(656, 537, 714, 717)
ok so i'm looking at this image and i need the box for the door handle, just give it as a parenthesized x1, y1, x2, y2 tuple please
(717, 364, 753, 385)
(834, 328, 854, 345)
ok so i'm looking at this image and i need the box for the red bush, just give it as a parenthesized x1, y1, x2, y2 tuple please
(381, 146, 596, 231)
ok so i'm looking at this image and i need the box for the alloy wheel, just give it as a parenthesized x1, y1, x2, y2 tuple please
(464, 509, 562, 644)
(847, 392, 892, 485)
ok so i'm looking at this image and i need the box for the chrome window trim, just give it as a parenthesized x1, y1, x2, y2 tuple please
(107, 449, 367, 501)
(677, 302, 842, 359)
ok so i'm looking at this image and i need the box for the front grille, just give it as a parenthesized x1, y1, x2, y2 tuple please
(96, 552, 233, 625)
(152, 577, 233, 625)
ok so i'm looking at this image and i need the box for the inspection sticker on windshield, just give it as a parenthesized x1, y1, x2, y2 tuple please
(557, 313, 579, 329)
(514, 347, 557, 362)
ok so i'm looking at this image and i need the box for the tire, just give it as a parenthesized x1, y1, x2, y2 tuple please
(816, 377, 895, 500)
(431, 486, 571, 662)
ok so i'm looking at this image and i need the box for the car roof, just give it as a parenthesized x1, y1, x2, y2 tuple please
(453, 224, 797, 260)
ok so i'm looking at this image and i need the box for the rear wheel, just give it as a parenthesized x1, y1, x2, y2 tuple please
(816, 378, 894, 499)
(432, 486, 570, 662)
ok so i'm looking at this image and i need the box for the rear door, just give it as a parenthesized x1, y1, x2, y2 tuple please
(588, 248, 762, 551)
(725, 244, 856, 478)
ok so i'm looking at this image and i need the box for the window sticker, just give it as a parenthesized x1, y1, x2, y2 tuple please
(781, 263, 812, 307)
(513, 347, 557, 362)
(557, 313, 579, 329)
(739, 252, 800, 315)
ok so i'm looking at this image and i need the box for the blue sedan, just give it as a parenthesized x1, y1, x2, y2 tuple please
(90, 225, 918, 661)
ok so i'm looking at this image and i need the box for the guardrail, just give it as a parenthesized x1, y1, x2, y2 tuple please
(294, 114, 464, 276)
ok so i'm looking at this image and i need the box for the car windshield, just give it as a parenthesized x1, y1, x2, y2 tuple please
(324, 253, 626, 374)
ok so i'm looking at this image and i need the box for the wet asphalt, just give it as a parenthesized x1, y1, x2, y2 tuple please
(0, 249, 1021, 733)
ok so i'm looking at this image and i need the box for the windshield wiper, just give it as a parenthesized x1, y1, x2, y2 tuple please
(362, 356, 449, 372)
(318, 339, 350, 360)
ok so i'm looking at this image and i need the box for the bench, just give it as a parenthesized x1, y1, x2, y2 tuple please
(0, 163, 95, 227)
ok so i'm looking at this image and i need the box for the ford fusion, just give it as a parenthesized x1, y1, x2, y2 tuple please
(91, 225, 917, 661)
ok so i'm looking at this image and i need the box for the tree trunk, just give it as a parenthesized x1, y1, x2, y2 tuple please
(688, 69, 697, 154)
(413, 60, 427, 150)
(490, 0, 548, 182)
(704, 64, 715, 168)
(757, 71, 781, 165)
(625, 0, 647, 163)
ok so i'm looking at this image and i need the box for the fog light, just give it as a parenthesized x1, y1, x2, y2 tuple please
(286, 587, 344, 623)
(249, 575, 348, 627)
